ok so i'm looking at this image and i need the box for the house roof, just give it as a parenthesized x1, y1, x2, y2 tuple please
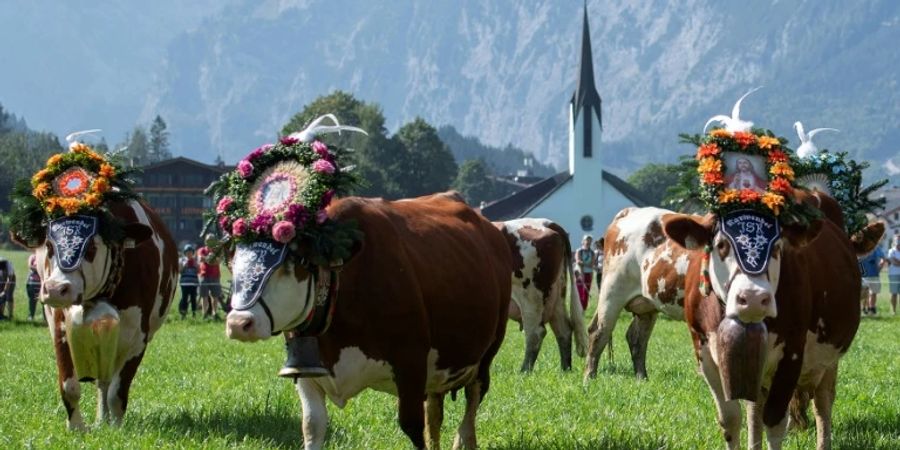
(480, 169, 651, 222)
(139, 156, 232, 173)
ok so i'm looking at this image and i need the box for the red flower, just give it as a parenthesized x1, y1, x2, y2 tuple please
(696, 143, 721, 159)
(739, 189, 761, 203)
(703, 172, 724, 185)
(733, 131, 756, 149)
(769, 177, 792, 193)
(767, 149, 788, 163)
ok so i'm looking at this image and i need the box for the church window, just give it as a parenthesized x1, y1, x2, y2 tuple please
(580, 215, 594, 231)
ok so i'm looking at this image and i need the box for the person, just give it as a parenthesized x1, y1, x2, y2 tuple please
(26, 254, 42, 321)
(725, 157, 766, 193)
(858, 244, 886, 315)
(574, 235, 595, 310)
(888, 237, 900, 315)
(178, 244, 200, 319)
(197, 235, 223, 320)
(0, 257, 16, 320)
(593, 239, 604, 291)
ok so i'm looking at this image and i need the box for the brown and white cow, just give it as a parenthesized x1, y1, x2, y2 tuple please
(493, 218, 587, 372)
(22, 200, 177, 430)
(584, 207, 699, 380)
(225, 192, 511, 450)
(662, 193, 882, 450)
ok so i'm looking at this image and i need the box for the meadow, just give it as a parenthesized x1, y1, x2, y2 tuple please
(0, 248, 898, 449)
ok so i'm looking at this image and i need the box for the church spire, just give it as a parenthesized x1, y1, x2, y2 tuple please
(571, 2, 602, 157)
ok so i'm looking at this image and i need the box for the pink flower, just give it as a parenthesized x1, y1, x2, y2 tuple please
(280, 135, 299, 146)
(216, 196, 233, 214)
(251, 213, 274, 234)
(312, 140, 329, 158)
(312, 159, 335, 174)
(218, 216, 231, 233)
(316, 208, 328, 224)
(232, 218, 247, 236)
(237, 160, 254, 178)
(321, 189, 335, 207)
(247, 143, 273, 161)
(272, 221, 296, 243)
(285, 204, 308, 226)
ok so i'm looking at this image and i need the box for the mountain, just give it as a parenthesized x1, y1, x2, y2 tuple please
(437, 125, 555, 177)
(3, 1, 899, 182)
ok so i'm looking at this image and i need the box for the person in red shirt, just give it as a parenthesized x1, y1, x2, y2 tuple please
(198, 234, 223, 320)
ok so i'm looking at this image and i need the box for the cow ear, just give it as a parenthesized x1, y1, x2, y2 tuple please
(122, 223, 153, 248)
(662, 214, 713, 250)
(850, 221, 886, 256)
(8, 230, 43, 249)
(782, 219, 823, 248)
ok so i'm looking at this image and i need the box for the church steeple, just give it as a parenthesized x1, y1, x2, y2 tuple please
(571, 3, 602, 158)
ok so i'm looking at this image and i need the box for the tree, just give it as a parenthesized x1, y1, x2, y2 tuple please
(149, 115, 171, 162)
(120, 126, 151, 166)
(394, 117, 458, 198)
(0, 131, 63, 211)
(626, 162, 681, 207)
(453, 159, 497, 206)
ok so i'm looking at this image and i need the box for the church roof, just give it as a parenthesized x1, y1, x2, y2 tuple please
(479, 170, 652, 222)
(571, 5, 602, 126)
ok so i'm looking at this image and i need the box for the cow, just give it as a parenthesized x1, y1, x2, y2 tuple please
(18, 200, 177, 430)
(584, 207, 698, 380)
(661, 192, 882, 450)
(493, 218, 588, 372)
(224, 192, 511, 450)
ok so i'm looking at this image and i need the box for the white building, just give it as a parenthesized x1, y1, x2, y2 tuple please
(482, 6, 650, 245)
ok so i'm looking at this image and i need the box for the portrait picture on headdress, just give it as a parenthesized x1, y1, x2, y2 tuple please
(723, 153, 767, 194)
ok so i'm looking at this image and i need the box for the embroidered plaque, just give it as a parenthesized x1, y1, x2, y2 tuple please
(230, 239, 288, 310)
(720, 210, 781, 275)
(48, 215, 98, 272)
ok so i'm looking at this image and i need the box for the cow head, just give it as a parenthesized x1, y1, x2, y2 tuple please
(225, 240, 316, 341)
(27, 215, 152, 308)
(663, 211, 821, 324)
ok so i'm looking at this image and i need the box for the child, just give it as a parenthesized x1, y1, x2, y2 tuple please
(178, 245, 200, 319)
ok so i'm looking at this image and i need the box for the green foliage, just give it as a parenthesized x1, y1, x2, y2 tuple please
(119, 126, 151, 166)
(0, 131, 63, 212)
(149, 115, 172, 162)
(626, 163, 681, 207)
(437, 125, 555, 177)
(393, 117, 458, 198)
(452, 158, 496, 206)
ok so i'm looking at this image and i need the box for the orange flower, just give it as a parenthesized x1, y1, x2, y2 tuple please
(762, 192, 785, 215)
(99, 163, 116, 178)
(757, 136, 780, 150)
(60, 198, 82, 215)
(93, 177, 110, 193)
(770, 162, 795, 181)
(33, 182, 51, 199)
(703, 172, 724, 185)
(85, 193, 102, 207)
(70, 142, 91, 154)
(739, 189, 761, 203)
(32, 168, 52, 185)
(45, 197, 60, 213)
(718, 189, 740, 203)
(769, 177, 792, 193)
(696, 143, 721, 159)
(697, 157, 722, 174)
(87, 150, 105, 162)
(767, 149, 788, 163)
(47, 154, 63, 166)
(710, 129, 732, 139)
(733, 131, 757, 149)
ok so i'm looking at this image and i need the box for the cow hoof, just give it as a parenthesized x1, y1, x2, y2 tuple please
(67, 421, 88, 432)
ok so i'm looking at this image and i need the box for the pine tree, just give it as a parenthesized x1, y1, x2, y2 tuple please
(149, 115, 171, 162)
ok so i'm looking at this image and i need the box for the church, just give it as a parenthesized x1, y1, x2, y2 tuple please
(481, 6, 650, 244)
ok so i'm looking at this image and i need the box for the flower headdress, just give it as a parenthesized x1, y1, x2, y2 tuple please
(9, 130, 139, 246)
(206, 114, 365, 266)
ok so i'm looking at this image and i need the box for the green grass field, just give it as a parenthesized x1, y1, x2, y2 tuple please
(1, 248, 898, 449)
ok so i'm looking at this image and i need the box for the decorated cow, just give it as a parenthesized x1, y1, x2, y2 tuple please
(9, 134, 177, 430)
(661, 100, 866, 450)
(207, 115, 512, 450)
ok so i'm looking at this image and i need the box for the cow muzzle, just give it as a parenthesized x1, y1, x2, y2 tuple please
(226, 308, 271, 342)
(41, 280, 80, 307)
(724, 275, 776, 324)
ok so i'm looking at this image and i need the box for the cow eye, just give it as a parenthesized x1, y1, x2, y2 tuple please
(716, 239, 730, 258)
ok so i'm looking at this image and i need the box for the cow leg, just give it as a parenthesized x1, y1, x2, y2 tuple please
(452, 380, 482, 450)
(549, 300, 573, 371)
(700, 344, 741, 449)
(625, 311, 657, 380)
(49, 308, 86, 431)
(812, 365, 837, 450)
(584, 297, 625, 379)
(519, 301, 546, 372)
(746, 390, 768, 450)
(425, 393, 445, 450)
(107, 352, 146, 425)
(396, 364, 428, 449)
(97, 380, 111, 423)
(297, 379, 329, 450)
(764, 414, 789, 450)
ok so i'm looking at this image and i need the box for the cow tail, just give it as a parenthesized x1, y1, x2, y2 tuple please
(548, 223, 588, 358)
(788, 390, 811, 430)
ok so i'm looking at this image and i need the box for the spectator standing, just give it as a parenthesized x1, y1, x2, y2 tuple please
(197, 235, 223, 321)
(859, 244, 886, 315)
(888, 237, 900, 315)
(0, 257, 16, 320)
(26, 254, 42, 321)
(178, 244, 200, 319)
(574, 235, 595, 310)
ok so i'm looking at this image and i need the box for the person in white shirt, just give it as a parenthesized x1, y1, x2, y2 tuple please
(888, 236, 900, 315)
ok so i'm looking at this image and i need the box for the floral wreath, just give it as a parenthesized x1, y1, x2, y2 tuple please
(206, 114, 365, 266)
(793, 151, 887, 236)
(695, 128, 819, 227)
(9, 134, 139, 246)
